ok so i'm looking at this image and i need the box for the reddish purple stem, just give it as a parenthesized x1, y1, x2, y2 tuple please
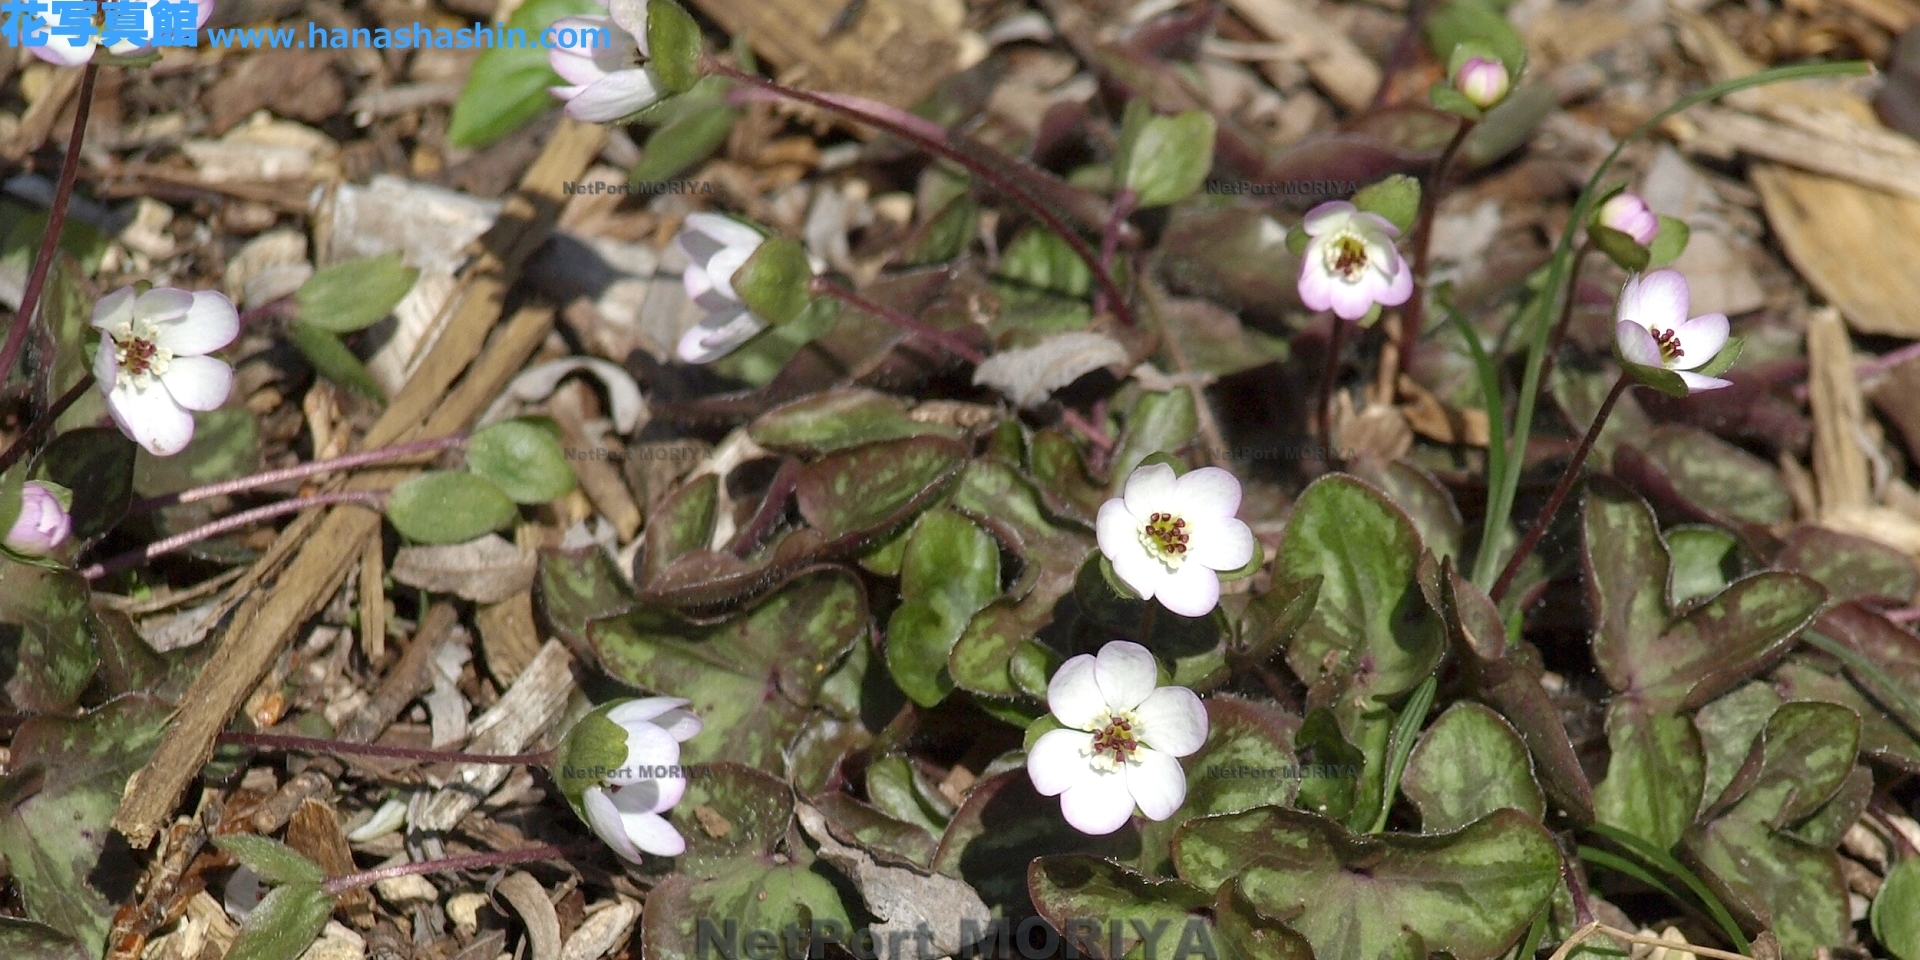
(811, 278, 986, 364)
(218, 730, 556, 767)
(83, 490, 388, 581)
(0, 64, 98, 392)
(322, 844, 580, 896)
(131, 435, 466, 513)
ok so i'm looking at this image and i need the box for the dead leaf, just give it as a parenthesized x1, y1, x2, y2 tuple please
(1753, 165, 1920, 338)
(972, 331, 1129, 408)
(498, 871, 562, 960)
(795, 803, 990, 956)
(390, 535, 538, 603)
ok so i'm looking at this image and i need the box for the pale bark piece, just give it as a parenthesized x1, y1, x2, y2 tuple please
(112, 120, 607, 849)
(683, 0, 965, 109)
(1686, 106, 1920, 203)
(499, 872, 563, 960)
(1808, 306, 1872, 514)
(410, 639, 576, 833)
(1753, 165, 1920, 338)
(476, 590, 544, 688)
(1220, 0, 1381, 111)
(561, 899, 641, 960)
(972, 331, 1129, 408)
(391, 535, 540, 604)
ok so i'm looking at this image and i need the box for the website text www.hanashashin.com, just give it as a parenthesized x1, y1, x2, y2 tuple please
(1, 2, 612, 51)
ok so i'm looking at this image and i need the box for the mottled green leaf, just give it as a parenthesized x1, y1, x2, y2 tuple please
(1401, 701, 1544, 833)
(132, 407, 260, 498)
(794, 436, 968, 541)
(640, 861, 850, 960)
(1028, 857, 1214, 960)
(887, 509, 1000, 707)
(1636, 426, 1791, 525)
(1593, 702, 1703, 850)
(997, 227, 1092, 299)
(1709, 701, 1859, 826)
(668, 763, 796, 878)
(32, 427, 135, 543)
(1693, 681, 1782, 820)
(1666, 525, 1742, 607)
(466, 419, 576, 504)
(1116, 107, 1216, 209)
(641, 473, 718, 585)
(0, 560, 99, 713)
(385, 470, 518, 544)
(810, 791, 937, 868)
(0, 919, 90, 960)
(749, 389, 958, 456)
(1773, 660, 1920, 772)
(867, 754, 952, 837)
(1108, 391, 1198, 493)
(1686, 814, 1848, 960)
(1777, 527, 1920, 605)
(1137, 695, 1300, 874)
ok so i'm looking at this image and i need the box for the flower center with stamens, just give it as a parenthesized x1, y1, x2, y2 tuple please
(1650, 327, 1685, 365)
(1139, 511, 1191, 567)
(1324, 234, 1370, 282)
(1087, 711, 1141, 770)
(111, 321, 173, 390)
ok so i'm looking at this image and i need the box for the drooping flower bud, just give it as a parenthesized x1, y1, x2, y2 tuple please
(4, 482, 72, 557)
(1595, 193, 1659, 246)
(1453, 56, 1510, 110)
(553, 697, 702, 862)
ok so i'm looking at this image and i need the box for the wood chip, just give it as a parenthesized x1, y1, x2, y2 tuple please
(561, 899, 641, 960)
(1219, 0, 1380, 111)
(682, 0, 964, 109)
(287, 798, 375, 927)
(1752, 165, 1920, 338)
(410, 639, 575, 832)
(497, 872, 563, 960)
(1684, 106, 1920, 202)
(1809, 306, 1873, 514)
(476, 590, 543, 688)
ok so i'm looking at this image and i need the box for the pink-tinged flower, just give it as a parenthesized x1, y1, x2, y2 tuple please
(5, 482, 71, 556)
(556, 697, 704, 862)
(1453, 56, 1510, 110)
(1096, 463, 1256, 618)
(1296, 201, 1414, 321)
(1028, 641, 1208, 835)
(673, 212, 774, 363)
(26, 0, 218, 66)
(547, 3, 663, 123)
(1596, 193, 1659, 246)
(1615, 270, 1732, 393)
(92, 287, 238, 457)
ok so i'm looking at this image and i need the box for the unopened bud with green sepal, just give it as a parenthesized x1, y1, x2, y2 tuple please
(553, 697, 703, 862)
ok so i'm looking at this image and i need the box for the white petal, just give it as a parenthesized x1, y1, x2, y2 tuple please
(564, 69, 662, 122)
(1096, 496, 1140, 554)
(1186, 516, 1254, 573)
(549, 17, 634, 85)
(1328, 274, 1384, 322)
(1377, 255, 1414, 307)
(135, 287, 195, 323)
(91, 288, 137, 332)
(1676, 370, 1734, 392)
(1107, 541, 1166, 603)
(1059, 775, 1136, 835)
(159, 355, 233, 412)
(93, 336, 120, 387)
(623, 811, 687, 856)
(1296, 258, 1339, 313)
(1122, 461, 1178, 517)
(1618, 270, 1689, 331)
(614, 773, 687, 815)
(702, 244, 755, 303)
(1155, 561, 1222, 618)
(1047, 654, 1107, 729)
(685, 213, 769, 254)
(1670, 313, 1729, 371)
(675, 308, 766, 364)
(606, 696, 693, 726)
(1133, 687, 1208, 757)
(1124, 748, 1188, 821)
(30, 34, 97, 66)
(1301, 201, 1356, 237)
(1615, 320, 1664, 369)
(608, 719, 682, 779)
(151, 292, 239, 356)
(1353, 210, 1401, 240)
(583, 787, 645, 862)
(1170, 467, 1242, 521)
(605, 0, 648, 51)
(108, 381, 196, 457)
(1027, 729, 1097, 796)
(1093, 641, 1158, 713)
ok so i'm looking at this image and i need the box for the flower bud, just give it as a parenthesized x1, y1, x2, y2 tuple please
(1453, 57, 1510, 110)
(1596, 193, 1659, 246)
(5, 482, 71, 556)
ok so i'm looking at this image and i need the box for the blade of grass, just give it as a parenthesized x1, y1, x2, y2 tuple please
(1585, 823, 1750, 952)
(1441, 292, 1510, 584)
(1371, 673, 1439, 833)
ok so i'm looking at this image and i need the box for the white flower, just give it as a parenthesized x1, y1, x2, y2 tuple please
(1595, 193, 1659, 246)
(1027, 641, 1208, 835)
(26, 0, 217, 67)
(573, 697, 703, 862)
(1614, 269, 1733, 393)
(5, 482, 71, 556)
(91, 286, 238, 457)
(673, 212, 775, 364)
(547, 0, 663, 123)
(1096, 463, 1255, 618)
(1295, 201, 1414, 321)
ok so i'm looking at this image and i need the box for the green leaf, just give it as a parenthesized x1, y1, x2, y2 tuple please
(1708, 701, 1860, 826)
(1686, 816, 1850, 959)
(1348, 459, 1465, 564)
(901, 190, 978, 267)
(809, 792, 937, 868)
(1693, 680, 1783, 819)
(37, 253, 93, 412)
(646, 0, 703, 93)
(447, 0, 600, 148)
(1211, 879, 1318, 960)
(224, 883, 335, 960)
(385, 470, 519, 544)
(793, 436, 969, 541)
(867, 753, 953, 836)
(930, 771, 1141, 917)
(1646, 215, 1690, 269)
(1588, 224, 1650, 272)
(1173, 806, 1559, 960)
(1429, 82, 1485, 120)
(1028, 857, 1216, 960)
(294, 254, 419, 333)
(997, 227, 1092, 299)
(1874, 858, 1920, 960)
(1665, 525, 1743, 606)
(886, 509, 1001, 707)
(1592, 702, 1704, 850)
(589, 571, 866, 772)
(0, 560, 100, 713)
(1236, 574, 1321, 661)
(1291, 707, 1369, 824)
(0, 696, 172, 959)
(640, 862, 850, 960)
(1424, 0, 1527, 90)
(748, 388, 959, 456)
(1117, 108, 1217, 208)
(466, 419, 576, 504)
(1636, 425, 1792, 525)
(707, 294, 839, 387)
(732, 236, 813, 326)
(1773, 660, 1920, 772)
(1107, 390, 1198, 493)
(31, 427, 135, 543)
(133, 406, 260, 498)
(1373, 672, 1439, 832)
(1692, 334, 1744, 379)
(1401, 701, 1545, 833)
(212, 835, 327, 886)
(1776, 527, 1919, 605)
(666, 763, 797, 878)
(0, 919, 90, 960)
(286, 318, 385, 401)
(639, 473, 718, 584)
(1351, 174, 1422, 233)
(631, 102, 739, 184)
(1136, 695, 1302, 875)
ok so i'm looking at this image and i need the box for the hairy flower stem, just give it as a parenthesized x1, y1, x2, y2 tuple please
(321, 844, 579, 896)
(1532, 241, 1593, 405)
(0, 64, 98, 390)
(218, 730, 557, 767)
(809, 277, 986, 364)
(1095, 188, 1138, 317)
(1314, 317, 1350, 461)
(1489, 374, 1630, 603)
(0, 373, 95, 476)
(1393, 118, 1476, 378)
(82, 490, 389, 581)
(703, 56, 1135, 329)
(130, 435, 467, 513)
